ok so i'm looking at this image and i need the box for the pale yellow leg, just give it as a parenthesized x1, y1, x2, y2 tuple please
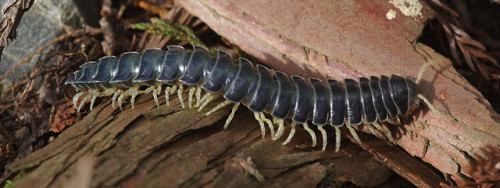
(86, 88, 116, 110)
(283, 122, 297, 145)
(195, 87, 202, 107)
(112, 90, 122, 108)
(177, 84, 185, 108)
(101, 88, 117, 96)
(82, 88, 116, 110)
(141, 85, 155, 94)
(254, 112, 267, 138)
(188, 87, 196, 108)
(90, 94, 98, 111)
(115, 86, 139, 110)
(117, 93, 125, 111)
(303, 123, 317, 147)
(259, 112, 275, 137)
(153, 85, 162, 107)
(73, 92, 84, 109)
(206, 100, 231, 116)
(130, 88, 139, 109)
(346, 123, 362, 144)
(365, 124, 385, 140)
(223, 103, 240, 129)
(272, 118, 285, 141)
(77, 95, 91, 112)
(197, 93, 212, 111)
(198, 96, 215, 112)
(334, 127, 341, 152)
(153, 87, 159, 107)
(198, 93, 211, 104)
(415, 62, 429, 84)
(170, 85, 178, 94)
(372, 122, 394, 141)
(318, 125, 327, 151)
(417, 94, 449, 119)
(387, 118, 400, 125)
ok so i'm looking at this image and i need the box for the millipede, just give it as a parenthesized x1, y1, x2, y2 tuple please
(65, 45, 437, 152)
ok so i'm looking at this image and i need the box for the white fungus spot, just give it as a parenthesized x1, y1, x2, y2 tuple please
(389, 0, 423, 19)
(386, 9, 397, 20)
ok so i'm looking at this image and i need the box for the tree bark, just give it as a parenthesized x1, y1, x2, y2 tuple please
(176, 0, 499, 182)
(2, 91, 443, 187)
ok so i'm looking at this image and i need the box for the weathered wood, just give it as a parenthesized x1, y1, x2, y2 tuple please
(177, 0, 500, 182)
(2, 93, 421, 187)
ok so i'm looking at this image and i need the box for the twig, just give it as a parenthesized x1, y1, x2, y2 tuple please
(0, 33, 72, 83)
(137, 1, 170, 18)
(100, 0, 116, 55)
(0, 0, 36, 58)
(425, 0, 499, 80)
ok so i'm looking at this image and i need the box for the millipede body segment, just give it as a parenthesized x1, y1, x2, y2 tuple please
(66, 45, 422, 151)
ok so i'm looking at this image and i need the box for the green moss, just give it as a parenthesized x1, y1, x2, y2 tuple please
(3, 172, 24, 188)
(132, 18, 215, 55)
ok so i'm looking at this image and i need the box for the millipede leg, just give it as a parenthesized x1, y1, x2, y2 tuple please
(198, 94, 215, 112)
(272, 118, 285, 141)
(346, 123, 362, 144)
(195, 86, 202, 107)
(198, 93, 212, 112)
(88, 88, 116, 110)
(318, 126, 327, 151)
(170, 85, 178, 94)
(102, 88, 117, 96)
(253, 112, 267, 138)
(303, 123, 317, 147)
(117, 93, 125, 111)
(142, 85, 156, 94)
(415, 62, 430, 84)
(334, 127, 341, 152)
(73, 92, 84, 109)
(188, 87, 196, 108)
(198, 93, 211, 105)
(372, 122, 394, 142)
(153, 88, 159, 107)
(112, 90, 122, 108)
(153, 85, 162, 107)
(259, 112, 275, 137)
(177, 84, 185, 108)
(224, 103, 240, 129)
(417, 94, 450, 119)
(206, 100, 231, 116)
(283, 122, 297, 145)
(131, 93, 137, 109)
(364, 124, 385, 140)
(77, 95, 91, 113)
(115, 86, 139, 109)
(130, 87, 139, 109)
(387, 118, 400, 125)
(90, 93, 98, 111)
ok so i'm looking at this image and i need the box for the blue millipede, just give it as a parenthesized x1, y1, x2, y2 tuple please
(65, 45, 434, 151)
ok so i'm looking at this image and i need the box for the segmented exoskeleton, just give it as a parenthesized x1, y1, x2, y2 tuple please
(66, 45, 428, 151)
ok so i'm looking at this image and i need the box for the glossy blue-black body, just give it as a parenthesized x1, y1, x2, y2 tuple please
(66, 45, 416, 127)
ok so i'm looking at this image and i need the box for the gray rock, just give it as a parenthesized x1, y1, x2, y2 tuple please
(0, 0, 83, 84)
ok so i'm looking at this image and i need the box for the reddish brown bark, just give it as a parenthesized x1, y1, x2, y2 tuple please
(2, 93, 434, 187)
(177, 0, 499, 182)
